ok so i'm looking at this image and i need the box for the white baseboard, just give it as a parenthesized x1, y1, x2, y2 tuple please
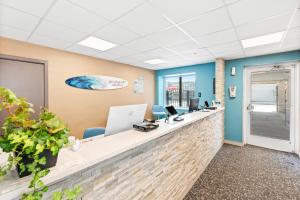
(224, 139, 244, 147)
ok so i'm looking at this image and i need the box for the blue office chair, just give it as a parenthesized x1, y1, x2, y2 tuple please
(152, 105, 166, 120)
(83, 127, 106, 139)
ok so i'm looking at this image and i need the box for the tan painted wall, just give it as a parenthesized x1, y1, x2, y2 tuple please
(0, 37, 155, 138)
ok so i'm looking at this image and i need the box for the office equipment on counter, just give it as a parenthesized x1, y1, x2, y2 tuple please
(189, 98, 200, 112)
(165, 105, 177, 115)
(105, 104, 147, 136)
(165, 105, 184, 122)
(133, 121, 159, 132)
(204, 100, 217, 110)
(212, 100, 216, 107)
(173, 116, 184, 121)
(204, 101, 209, 107)
(205, 107, 217, 110)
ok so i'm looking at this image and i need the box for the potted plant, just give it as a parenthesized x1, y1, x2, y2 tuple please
(0, 87, 81, 200)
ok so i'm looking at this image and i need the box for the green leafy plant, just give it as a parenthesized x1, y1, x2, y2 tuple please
(0, 87, 81, 200)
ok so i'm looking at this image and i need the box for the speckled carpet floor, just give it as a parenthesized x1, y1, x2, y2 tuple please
(184, 144, 300, 200)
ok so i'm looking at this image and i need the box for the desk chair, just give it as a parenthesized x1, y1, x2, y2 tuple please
(152, 105, 166, 120)
(83, 127, 106, 139)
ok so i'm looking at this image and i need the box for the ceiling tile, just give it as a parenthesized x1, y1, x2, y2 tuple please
(228, 0, 298, 26)
(32, 20, 86, 42)
(291, 9, 300, 28)
(166, 40, 200, 53)
(94, 51, 121, 60)
(104, 45, 138, 57)
(94, 23, 140, 45)
(284, 27, 300, 41)
(144, 48, 174, 57)
(115, 3, 172, 36)
(160, 54, 186, 62)
(67, 44, 103, 57)
(236, 14, 291, 39)
(116, 55, 140, 63)
(213, 49, 244, 58)
(149, 0, 224, 23)
(69, 0, 144, 20)
(180, 8, 233, 37)
(244, 43, 281, 57)
(0, 25, 31, 41)
(184, 58, 214, 65)
(130, 61, 157, 69)
(124, 51, 175, 63)
(195, 29, 238, 47)
(208, 41, 242, 54)
(29, 34, 72, 49)
(124, 38, 159, 52)
(0, 5, 40, 32)
(281, 38, 300, 51)
(225, 52, 245, 60)
(146, 27, 190, 46)
(0, 0, 54, 17)
(224, 0, 240, 4)
(181, 48, 212, 59)
(46, 0, 108, 33)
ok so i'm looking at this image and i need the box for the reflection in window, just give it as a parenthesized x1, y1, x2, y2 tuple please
(251, 83, 277, 113)
(164, 73, 196, 107)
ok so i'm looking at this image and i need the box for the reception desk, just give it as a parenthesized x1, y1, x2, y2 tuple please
(0, 108, 224, 200)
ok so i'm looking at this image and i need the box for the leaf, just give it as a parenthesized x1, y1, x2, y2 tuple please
(27, 163, 36, 174)
(10, 135, 22, 144)
(37, 169, 49, 178)
(35, 144, 44, 155)
(64, 186, 82, 200)
(52, 191, 63, 200)
(50, 146, 59, 155)
(38, 157, 46, 165)
(23, 139, 34, 149)
(19, 163, 26, 173)
(36, 180, 44, 188)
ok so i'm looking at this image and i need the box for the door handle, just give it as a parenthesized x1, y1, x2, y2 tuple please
(247, 104, 254, 111)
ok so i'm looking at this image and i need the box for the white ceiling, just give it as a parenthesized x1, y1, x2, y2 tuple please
(0, 0, 299, 70)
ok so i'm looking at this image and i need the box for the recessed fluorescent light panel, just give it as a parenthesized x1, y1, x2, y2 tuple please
(144, 59, 166, 64)
(241, 31, 284, 48)
(78, 36, 117, 51)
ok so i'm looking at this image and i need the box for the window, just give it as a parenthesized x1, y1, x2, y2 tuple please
(164, 73, 196, 107)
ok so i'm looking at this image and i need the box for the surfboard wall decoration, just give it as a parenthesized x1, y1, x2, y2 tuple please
(65, 75, 128, 90)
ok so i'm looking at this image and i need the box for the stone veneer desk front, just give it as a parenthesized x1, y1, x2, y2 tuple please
(0, 108, 224, 200)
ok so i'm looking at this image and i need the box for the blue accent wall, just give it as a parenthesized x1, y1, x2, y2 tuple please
(225, 50, 300, 142)
(155, 62, 215, 107)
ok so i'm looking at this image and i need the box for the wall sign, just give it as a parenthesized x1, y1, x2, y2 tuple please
(134, 76, 144, 94)
(65, 75, 128, 90)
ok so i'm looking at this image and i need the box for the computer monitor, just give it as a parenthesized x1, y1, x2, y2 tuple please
(189, 98, 199, 112)
(165, 105, 178, 116)
(105, 104, 147, 136)
(204, 101, 209, 108)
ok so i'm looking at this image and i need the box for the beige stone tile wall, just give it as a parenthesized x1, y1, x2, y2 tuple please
(43, 111, 224, 200)
(215, 59, 225, 106)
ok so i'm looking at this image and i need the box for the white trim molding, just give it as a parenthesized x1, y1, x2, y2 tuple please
(224, 139, 244, 147)
(243, 62, 299, 153)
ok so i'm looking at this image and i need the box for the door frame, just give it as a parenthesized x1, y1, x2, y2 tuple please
(0, 54, 48, 108)
(243, 61, 299, 153)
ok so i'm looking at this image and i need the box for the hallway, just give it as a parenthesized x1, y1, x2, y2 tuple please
(184, 144, 300, 200)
